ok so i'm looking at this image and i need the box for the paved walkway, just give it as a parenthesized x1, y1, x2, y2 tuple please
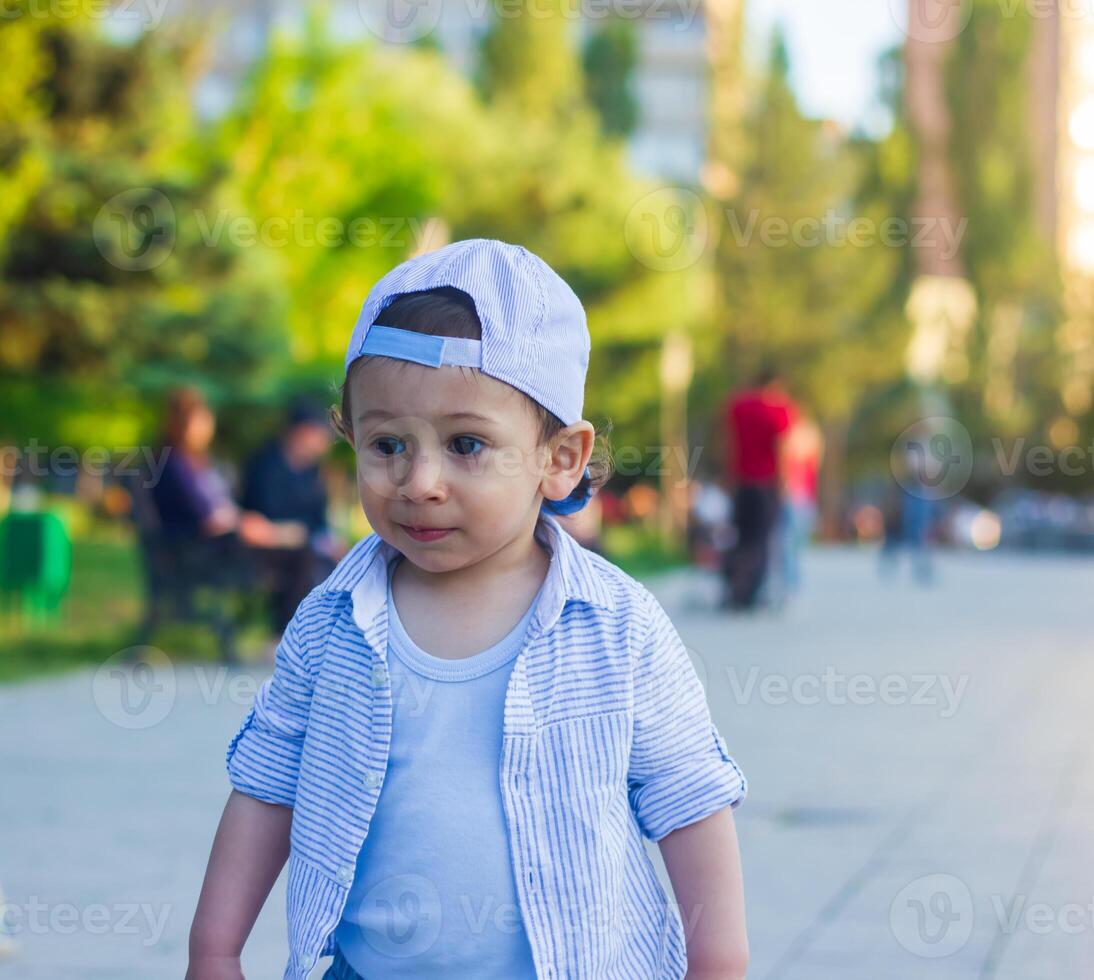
(2, 547, 1092, 978)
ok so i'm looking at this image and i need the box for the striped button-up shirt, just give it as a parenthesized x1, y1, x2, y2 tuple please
(226, 512, 747, 979)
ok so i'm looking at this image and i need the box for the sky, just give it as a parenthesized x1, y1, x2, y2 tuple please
(746, 0, 904, 136)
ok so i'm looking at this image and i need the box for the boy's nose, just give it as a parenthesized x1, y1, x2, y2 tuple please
(396, 451, 446, 502)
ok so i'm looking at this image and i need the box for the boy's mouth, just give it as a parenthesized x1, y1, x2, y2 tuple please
(398, 524, 454, 542)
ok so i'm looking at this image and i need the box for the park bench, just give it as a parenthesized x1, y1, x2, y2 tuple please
(121, 470, 258, 663)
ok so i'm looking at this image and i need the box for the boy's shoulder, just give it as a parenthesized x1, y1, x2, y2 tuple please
(569, 540, 661, 630)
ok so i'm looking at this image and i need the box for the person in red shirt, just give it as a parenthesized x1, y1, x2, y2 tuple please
(770, 416, 823, 603)
(719, 366, 799, 609)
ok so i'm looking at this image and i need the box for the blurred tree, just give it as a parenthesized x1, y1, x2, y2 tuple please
(946, 0, 1061, 442)
(210, 15, 483, 367)
(703, 32, 911, 530)
(220, 13, 704, 465)
(475, 0, 583, 121)
(703, 0, 746, 199)
(0, 8, 51, 260)
(582, 17, 639, 138)
(0, 15, 288, 448)
(712, 33, 906, 412)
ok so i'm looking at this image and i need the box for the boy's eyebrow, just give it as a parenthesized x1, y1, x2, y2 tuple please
(356, 409, 498, 425)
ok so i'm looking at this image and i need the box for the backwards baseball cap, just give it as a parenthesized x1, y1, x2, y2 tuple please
(344, 238, 590, 427)
(344, 238, 593, 515)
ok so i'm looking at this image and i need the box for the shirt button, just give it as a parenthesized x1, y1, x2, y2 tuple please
(364, 770, 382, 788)
(371, 665, 388, 686)
(337, 865, 354, 884)
(301, 952, 315, 969)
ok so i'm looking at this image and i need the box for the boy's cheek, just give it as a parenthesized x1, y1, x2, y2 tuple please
(492, 445, 538, 481)
(356, 461, 397, 503)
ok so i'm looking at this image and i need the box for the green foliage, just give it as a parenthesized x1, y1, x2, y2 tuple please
(0, 9, 51, 258)
(0, 16, 289, 446)
(211, 29, 478, 364)
(476, 0, 583, 120)
(709, 31, 909, 424)
(945, 0, 1062, 437)
(582, 17, 639, 138)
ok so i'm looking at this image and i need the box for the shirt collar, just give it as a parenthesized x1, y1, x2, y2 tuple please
(321, 511, 615, 638)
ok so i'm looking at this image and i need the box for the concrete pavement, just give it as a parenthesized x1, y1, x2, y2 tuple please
(2, 546, 1092, 978)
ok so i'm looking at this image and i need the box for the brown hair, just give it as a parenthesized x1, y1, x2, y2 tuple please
(161, 386, 212, 463)
(329, 286, 613, 505)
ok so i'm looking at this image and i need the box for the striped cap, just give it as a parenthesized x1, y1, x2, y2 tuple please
(344, 239, 590, 426)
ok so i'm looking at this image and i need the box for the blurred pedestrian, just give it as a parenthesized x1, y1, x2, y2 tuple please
(719, 364, 798, 610)
(768, 416, 823, 603)
(688, 478, 732, 571)
(151, 387, 299, 552)
(240, 401, 345, 633)
(622, 481, 659, 527)
(881, 440, 936, 584)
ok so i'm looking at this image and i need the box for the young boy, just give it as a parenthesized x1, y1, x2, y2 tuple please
(187, 239, 748, 980)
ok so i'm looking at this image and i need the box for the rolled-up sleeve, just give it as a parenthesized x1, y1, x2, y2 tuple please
(627, 589, 747, 842)
(225, 606, 314, 808)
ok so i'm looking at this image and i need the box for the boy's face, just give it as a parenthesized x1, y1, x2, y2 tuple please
(347, 357, 586, 572)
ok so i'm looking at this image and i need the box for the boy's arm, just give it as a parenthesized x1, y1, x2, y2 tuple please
(627, 587, 749, 975)
(189, 593, 317, 978)
(659, 806, 748, 979)
(186, 791, 293, 980)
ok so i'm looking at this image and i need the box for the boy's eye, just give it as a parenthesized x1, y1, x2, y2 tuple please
(370, 436, 485, 458)
(451, 436, 484, 457)
(372, 438, 404, 457)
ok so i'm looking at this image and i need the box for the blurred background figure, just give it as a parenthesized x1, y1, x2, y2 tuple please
(621, 481, 660, 528)
(150, 386, 241, 546)
(142, 387, 323, 658)
(719, 365, 799, 610)
(767, 415, 824, 605)
(880, 436, 938, 585)
(687, 477, 733, 573)
(241, 401, 344, 633)
(150, 387, 289, 552)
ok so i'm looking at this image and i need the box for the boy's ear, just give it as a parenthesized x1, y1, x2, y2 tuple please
(540, 421, 595, 502)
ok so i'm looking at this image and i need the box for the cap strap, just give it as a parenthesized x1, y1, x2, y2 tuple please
(359, 325, 482, 369)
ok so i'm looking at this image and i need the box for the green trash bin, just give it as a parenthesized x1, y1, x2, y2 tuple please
(0, 510, 72, 622)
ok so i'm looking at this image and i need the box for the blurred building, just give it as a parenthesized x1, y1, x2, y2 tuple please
(1047, 7, 1094, 417)
(902, 0, 977, 396)
(900, 0, 1094, 424)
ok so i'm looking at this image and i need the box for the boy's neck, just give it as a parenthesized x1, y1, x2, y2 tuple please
(389, 515, 552, 659)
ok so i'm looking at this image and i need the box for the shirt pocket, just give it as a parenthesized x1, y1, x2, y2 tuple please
(531, 711, 634, 965)
(533, 710, 631, 847)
